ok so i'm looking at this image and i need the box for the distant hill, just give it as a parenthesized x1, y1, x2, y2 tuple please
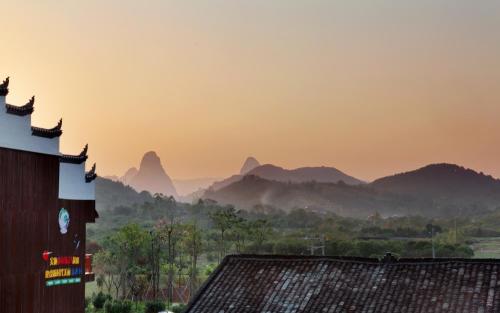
(128, 151, 178, 198)
(371, 163, 500, 206)
(204, 175, 407, 217)
(120, 167, 138, 185)
(248, 164, 364, 185)
(210, 164, 364, 191)
(204, 164, 500, 217)
(240, 157, 260, 175)
(95, 177, 153, 211)
(173, 177, 221, 197)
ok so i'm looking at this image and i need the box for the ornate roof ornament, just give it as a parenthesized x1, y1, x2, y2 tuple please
(6, 96, 35, 116)
(381, 252, 398, 263)
(31, 118, 63, 138)
(61, 144, 89, 164)
(85, 163, 97, 183)
(0, 77, 9, 96)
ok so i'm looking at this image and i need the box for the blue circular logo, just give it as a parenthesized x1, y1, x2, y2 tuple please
(58, 208, 70, 234)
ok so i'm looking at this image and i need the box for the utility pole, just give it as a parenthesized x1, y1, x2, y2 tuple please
(431, 226, 435, 259)
(306, 235, 326, 256)
(454, 217, 458, 244)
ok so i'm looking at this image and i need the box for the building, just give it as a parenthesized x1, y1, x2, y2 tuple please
(0, 77, 98, 313)
(186, 254, 500, 313)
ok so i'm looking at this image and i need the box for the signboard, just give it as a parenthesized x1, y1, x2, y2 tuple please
(43, 253, 82, 287)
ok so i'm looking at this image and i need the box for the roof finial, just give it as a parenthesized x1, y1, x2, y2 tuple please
(80, 144, 88, 157)
(26, 96, 35, 108)
(56, 118, 63, 130)
(382, 252, 397, 263)
(85, 163, 97, 183)
(0, 77, 10, 96)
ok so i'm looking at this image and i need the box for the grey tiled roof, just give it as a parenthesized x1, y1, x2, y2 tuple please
(186, 254, 500, 313)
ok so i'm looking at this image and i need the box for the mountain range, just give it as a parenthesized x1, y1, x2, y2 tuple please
(203, 163, 500, 217)
(101, 152, 500, 218)
(209, 158, 363, 191)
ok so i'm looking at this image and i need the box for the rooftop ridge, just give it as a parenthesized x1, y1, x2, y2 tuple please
(6, 96, 35, 116)
(31, 119, 62, 138)
(223, 253, 500, 264)
(61, 144, 88, 164)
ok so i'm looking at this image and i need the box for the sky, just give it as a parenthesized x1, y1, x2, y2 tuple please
(1, 0, 499, 181)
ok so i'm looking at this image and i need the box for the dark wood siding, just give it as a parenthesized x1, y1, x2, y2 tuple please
(0, 147, 96, 313)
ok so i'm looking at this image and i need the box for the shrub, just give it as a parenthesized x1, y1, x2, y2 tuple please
(172, 303, 187, 313)
(104, 300, 132, 313)
(92, 292, 111, 309)
(145, 301, 166, 313)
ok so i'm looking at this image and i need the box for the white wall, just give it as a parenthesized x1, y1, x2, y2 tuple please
(0, 94, 95, 200)
(0, 96, 59, 155)
(59, 162, 96, 200)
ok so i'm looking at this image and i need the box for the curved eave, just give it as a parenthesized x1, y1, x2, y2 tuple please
(31, 126, 63, 138)
(6, 103, 34, 116)
(85, 163, 97, 183)
(60, 154, 88, 164)
(31, 119, 62, 139)
(85, 172, 97, 183)
(5, 96, 35, 116)
(60, 144, 89, 164)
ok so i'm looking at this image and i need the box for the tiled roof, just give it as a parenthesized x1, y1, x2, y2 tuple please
(31, 119, 62, 138)
(186, 254, 500, 313)
(61, 144, 88, 164)
(6, 96, 35, 116)
(85, 163, 97, 183)
(0, 77, 9, 96)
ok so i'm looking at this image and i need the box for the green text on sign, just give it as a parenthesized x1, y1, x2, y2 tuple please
(46, 277, 81, 287)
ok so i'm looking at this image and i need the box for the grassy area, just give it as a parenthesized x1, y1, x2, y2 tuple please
(470, 237, 500, 258)
(85, 280, 98, 298)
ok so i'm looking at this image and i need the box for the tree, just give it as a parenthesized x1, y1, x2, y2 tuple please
(183, 222, 203, 297)
(209, 206, 239, 261)
(103, 224, 148, 299)
(250, 219, 271, 253)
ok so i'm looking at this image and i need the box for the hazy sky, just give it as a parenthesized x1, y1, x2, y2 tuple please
(1, 0, 499, 181)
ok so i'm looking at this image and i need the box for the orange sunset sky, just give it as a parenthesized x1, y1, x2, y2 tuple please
(1, 1, 499, 181)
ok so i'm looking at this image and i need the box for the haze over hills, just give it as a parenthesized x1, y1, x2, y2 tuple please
(121, 167, 138, 185)
(173, 177, 221, 197)
(203, 163, 500, 217)
(99, 152, 500, 218)
(248, 164, 364, 185)
(209, 159, 364, 191)
(371, 163, 500, 204)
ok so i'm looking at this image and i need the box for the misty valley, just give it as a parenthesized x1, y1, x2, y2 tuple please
(84, 153, 500, 311)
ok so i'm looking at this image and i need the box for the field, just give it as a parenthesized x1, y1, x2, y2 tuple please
(470, 237, 500, 258)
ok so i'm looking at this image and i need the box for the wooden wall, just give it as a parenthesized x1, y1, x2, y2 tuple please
(0, 147, 96, 313)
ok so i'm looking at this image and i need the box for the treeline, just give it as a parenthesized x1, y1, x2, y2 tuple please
(87, 195, 475, 310)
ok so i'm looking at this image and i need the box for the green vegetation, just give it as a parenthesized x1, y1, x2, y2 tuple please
(86, 178, 500, 311)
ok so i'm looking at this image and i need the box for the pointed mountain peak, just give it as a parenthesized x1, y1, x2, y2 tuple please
(140, 151, 161, 168)
(129, 151, 178, 198)
(240, 156, 260, 175)
(120, 167, 138, 185)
